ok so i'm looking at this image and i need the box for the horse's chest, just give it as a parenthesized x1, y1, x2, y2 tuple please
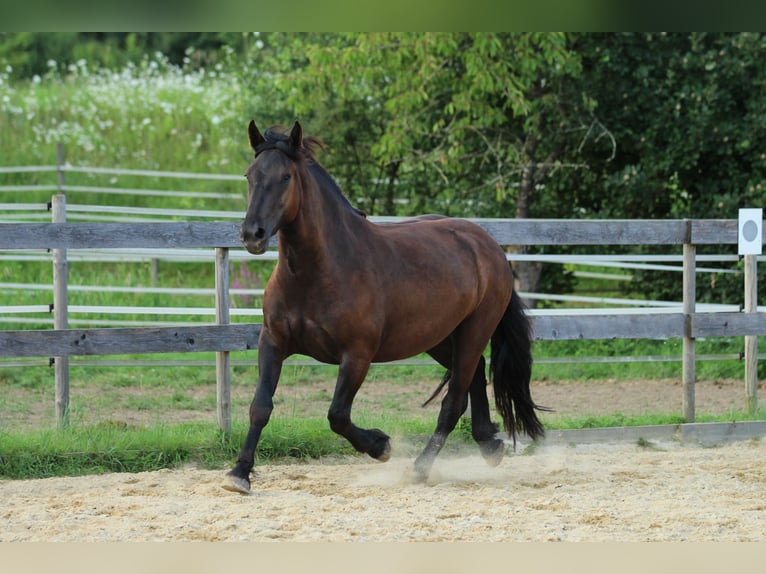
(288, 314, 344, 364)
(266, 273, 374, 363)
(269, 293, 343, 361)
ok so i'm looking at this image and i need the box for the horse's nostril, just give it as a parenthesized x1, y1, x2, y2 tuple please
(241, 226, 267, 242)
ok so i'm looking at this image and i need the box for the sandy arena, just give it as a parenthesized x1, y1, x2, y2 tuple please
(2, 436, 766, 542)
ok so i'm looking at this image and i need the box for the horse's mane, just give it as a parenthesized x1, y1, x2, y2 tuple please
(257, 125, 366, 218)
(257, 125, 324, 161)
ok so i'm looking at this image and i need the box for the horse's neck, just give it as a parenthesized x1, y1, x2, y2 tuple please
(278, 179, 364, 274)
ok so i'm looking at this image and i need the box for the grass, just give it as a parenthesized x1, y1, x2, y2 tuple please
(0, 422, 216, 479)
(0, 56, 250, 193)
(2, 348, 765, 482)
(0, 416, 460, 480)
(3, 404, 765, 481)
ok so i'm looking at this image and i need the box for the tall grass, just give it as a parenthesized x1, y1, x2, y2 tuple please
(1, 54, 250, 209)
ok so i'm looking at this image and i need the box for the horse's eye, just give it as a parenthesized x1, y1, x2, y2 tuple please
(282, 173, 291, 182)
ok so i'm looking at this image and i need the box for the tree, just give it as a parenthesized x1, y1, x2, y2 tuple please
(563, 33, 766, 303)
(243, 33, 594, 297)
(0, 33, 244, 78)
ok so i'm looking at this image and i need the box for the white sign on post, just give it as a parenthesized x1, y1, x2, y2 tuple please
(738, 208, 763, 255)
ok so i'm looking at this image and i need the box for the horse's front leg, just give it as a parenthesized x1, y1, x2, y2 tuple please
(223, 336, 284, 494)
(327, 355, 391, 461)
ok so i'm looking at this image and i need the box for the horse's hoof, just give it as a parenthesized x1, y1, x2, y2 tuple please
(481, 440, 505, 467)
(368, 429, 391, 462)
(400, 465, 429, 485)
(376, 440, 392, 462)
(222, 472, 251, 495)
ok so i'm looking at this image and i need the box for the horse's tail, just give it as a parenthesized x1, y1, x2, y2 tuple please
(490, 290, 549, 445)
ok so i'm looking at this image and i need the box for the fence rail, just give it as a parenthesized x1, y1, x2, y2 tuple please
(0, 219, 739, 249)
(1, 206, 764, 430)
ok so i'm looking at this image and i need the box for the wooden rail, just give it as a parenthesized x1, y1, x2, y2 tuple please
(0, 218, 740, 249)
(1, 210, 763, 429)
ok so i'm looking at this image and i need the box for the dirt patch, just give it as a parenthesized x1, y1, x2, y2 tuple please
(2, 439, 766, 541)
(533, 377, 758, 420)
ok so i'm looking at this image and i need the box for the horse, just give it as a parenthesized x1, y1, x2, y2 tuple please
(223, 120, 548, 494)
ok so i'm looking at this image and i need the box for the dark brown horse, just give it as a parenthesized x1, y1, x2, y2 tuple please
(223, 120, 547, 494)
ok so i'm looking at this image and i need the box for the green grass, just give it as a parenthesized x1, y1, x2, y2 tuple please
(542, 407, 766, 431)
(0, 422, 216, 479)
(3, 405, 765, 481)
(0, 416, 460, 480)
(532, 337, 756, 381)
(0, 57, 250, 195)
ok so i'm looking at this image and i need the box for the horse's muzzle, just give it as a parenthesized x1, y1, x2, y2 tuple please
(240, 224, 269, 255)
(243, 240, 267, 255)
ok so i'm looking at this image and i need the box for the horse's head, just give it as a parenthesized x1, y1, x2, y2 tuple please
(240, 120, 306, 255)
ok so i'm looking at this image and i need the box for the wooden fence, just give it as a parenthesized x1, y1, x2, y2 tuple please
(1, 199, 763, 431)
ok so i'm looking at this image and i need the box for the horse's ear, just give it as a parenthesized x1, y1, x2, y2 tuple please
(288, 121, 303, 149)
(248, 120, 265, 151)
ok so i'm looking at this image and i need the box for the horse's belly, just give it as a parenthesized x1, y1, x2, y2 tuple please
(373, 324, 463, 362)
(371, 337, 447, 363)
(372, 302, 469, 362)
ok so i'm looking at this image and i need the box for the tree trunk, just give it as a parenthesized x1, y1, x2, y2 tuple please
(383, 160, 401, 215)
(509, 142, 543, 307)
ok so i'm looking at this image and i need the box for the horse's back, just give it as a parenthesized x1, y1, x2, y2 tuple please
(365, 215, 513, 361)
(377, 216, 508, 272)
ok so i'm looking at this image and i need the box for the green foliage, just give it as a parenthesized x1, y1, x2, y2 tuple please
(4, 32, 764, 225)
(0, 50, 249, 213)
(0, 33, 248, 79)
(556, 32, 766, 302)
(252, 33, 589, 221)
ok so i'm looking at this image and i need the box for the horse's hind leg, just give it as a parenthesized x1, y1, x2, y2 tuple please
(327, 354, 391, 461)
(412, 326, 491, 482)
(427, 343, 503, 467)
(468, 357, 505, 466)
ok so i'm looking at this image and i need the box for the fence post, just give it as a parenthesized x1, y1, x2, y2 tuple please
(215, 247, 232, 433)
(56, 142, 65, 193)
(150, 258, 160, 287)
(744, 254, 758, 414)
(51, 194, 70, 429)
(682, 240, 696, 422)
